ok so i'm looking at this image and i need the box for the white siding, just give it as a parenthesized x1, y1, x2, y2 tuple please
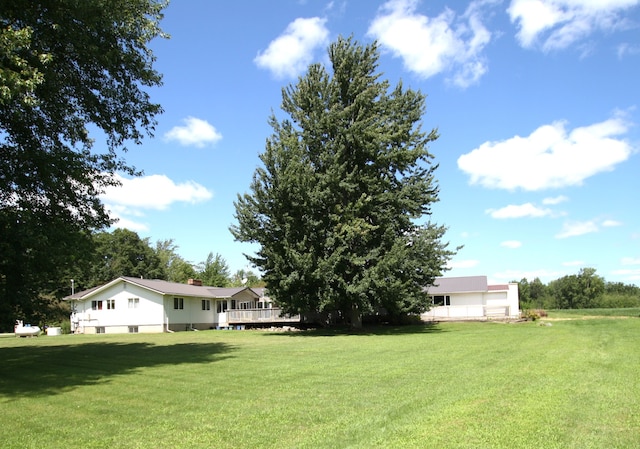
(421, 282, 520, 321)
(450, 292, 484, 307)
(75, 281, 164, 332)
(165, 296, 216, 331)
(484, 284, 520, 318)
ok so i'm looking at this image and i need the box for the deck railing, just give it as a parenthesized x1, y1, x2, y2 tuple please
(422, 304, 514, 320)
(226, 308, 301, 324)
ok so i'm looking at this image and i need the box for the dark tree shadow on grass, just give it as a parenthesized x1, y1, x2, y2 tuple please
(264, 322, 447, 337)
(0, 341, 233, 399)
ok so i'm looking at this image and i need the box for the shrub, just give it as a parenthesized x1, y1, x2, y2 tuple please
(60, 321, 71, 334)
(522, 309, 547, 321)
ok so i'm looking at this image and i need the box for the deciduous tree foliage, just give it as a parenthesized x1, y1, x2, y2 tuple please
(156, 239, 197, 283)
(89, 229, 166, 285)
(515, 268, 633, 310)
(231, 37, 456, 327)
(0, 1, 167, 331)
(230, 269, 264, 288)
(548, 267, 605, 309)
(197, 252, 231, 287)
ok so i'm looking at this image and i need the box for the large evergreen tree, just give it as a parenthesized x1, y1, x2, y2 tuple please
(231, 37, 456, 327)
(0, 1, 167, 331)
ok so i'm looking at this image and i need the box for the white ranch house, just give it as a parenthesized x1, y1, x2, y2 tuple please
(65, 277, 298, 334)
(422, 276, 519, 321)
(65, 275, 519, 334)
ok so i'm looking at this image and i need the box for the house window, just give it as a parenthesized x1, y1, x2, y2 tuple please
(91, 300, 103, 310)
(128, 326, 138, 333)
(96, 326, 105, 334)
(174, 297, 184, 309)
(432, 295, 451, 306)
(231, 299, 236, 309)
(202, 300, 211, 310)
(128, 298, 139, 309)
(257, 301, 264, 309)
(217, 300, 228, 313)
(107, 299, 115, 310)
(240, 301, 252, 310)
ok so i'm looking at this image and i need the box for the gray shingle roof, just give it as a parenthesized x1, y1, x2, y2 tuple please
(426, 276, 488, 294)
(65, 277, 260, 300)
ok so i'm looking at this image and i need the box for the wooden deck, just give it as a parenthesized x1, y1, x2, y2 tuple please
(226, 308, 301, 324)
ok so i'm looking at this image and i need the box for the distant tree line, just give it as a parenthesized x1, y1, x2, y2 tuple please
(79, 228, 263, 290)
(517, 267, 640, 310)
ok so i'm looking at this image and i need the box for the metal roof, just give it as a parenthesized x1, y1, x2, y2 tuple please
(426, 276, 488, 294)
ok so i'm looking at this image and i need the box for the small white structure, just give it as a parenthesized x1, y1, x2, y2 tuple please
(422, 276, 519, 321)
(64, 277, 293, 334)
(46, 327, 62, 336)
(14, 320, 41, 337)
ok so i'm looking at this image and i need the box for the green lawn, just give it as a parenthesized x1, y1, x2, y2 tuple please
(548, 307, 640, 318)
(1, 317, 639, 448)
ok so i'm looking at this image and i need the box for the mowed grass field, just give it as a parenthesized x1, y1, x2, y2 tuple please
(1, 312, 639, 449)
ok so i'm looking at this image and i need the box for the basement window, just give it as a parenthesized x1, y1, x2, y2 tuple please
(96, 326, 105, 334)
(128, 326, 138, 333)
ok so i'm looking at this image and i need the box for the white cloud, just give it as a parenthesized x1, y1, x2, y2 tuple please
(508, 0, 639, 51)
(611, 267, 640, 281)
(254, 17, 329, 78)
(487, 202, 553, 219)
(542, 195, 568, 205)
(110, 216, 149, 233)
(367, 0, 492, 87)
(617, 259, 640, 281)
(501, 240, 522, 249)
(103, 174, 213, 210)
(447, 259, 480, 269)
(102, 174, 213, 230)
(602, 219, 622, 227)
(555, 217, 623, 238)
(164, 117, 222, 148)
(617, 42, 640, 59)
(457, 116, 632, 191)
(555, 220, 599, 238)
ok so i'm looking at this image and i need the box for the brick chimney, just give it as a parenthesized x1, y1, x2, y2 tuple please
(188, 279, 203, 286)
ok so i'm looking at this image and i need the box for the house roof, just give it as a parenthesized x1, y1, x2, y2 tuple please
(426, 276, 488, 294)
(64, 277, 260, 301)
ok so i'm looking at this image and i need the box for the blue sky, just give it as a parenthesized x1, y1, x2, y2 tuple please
(100, 0, 640, 285)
